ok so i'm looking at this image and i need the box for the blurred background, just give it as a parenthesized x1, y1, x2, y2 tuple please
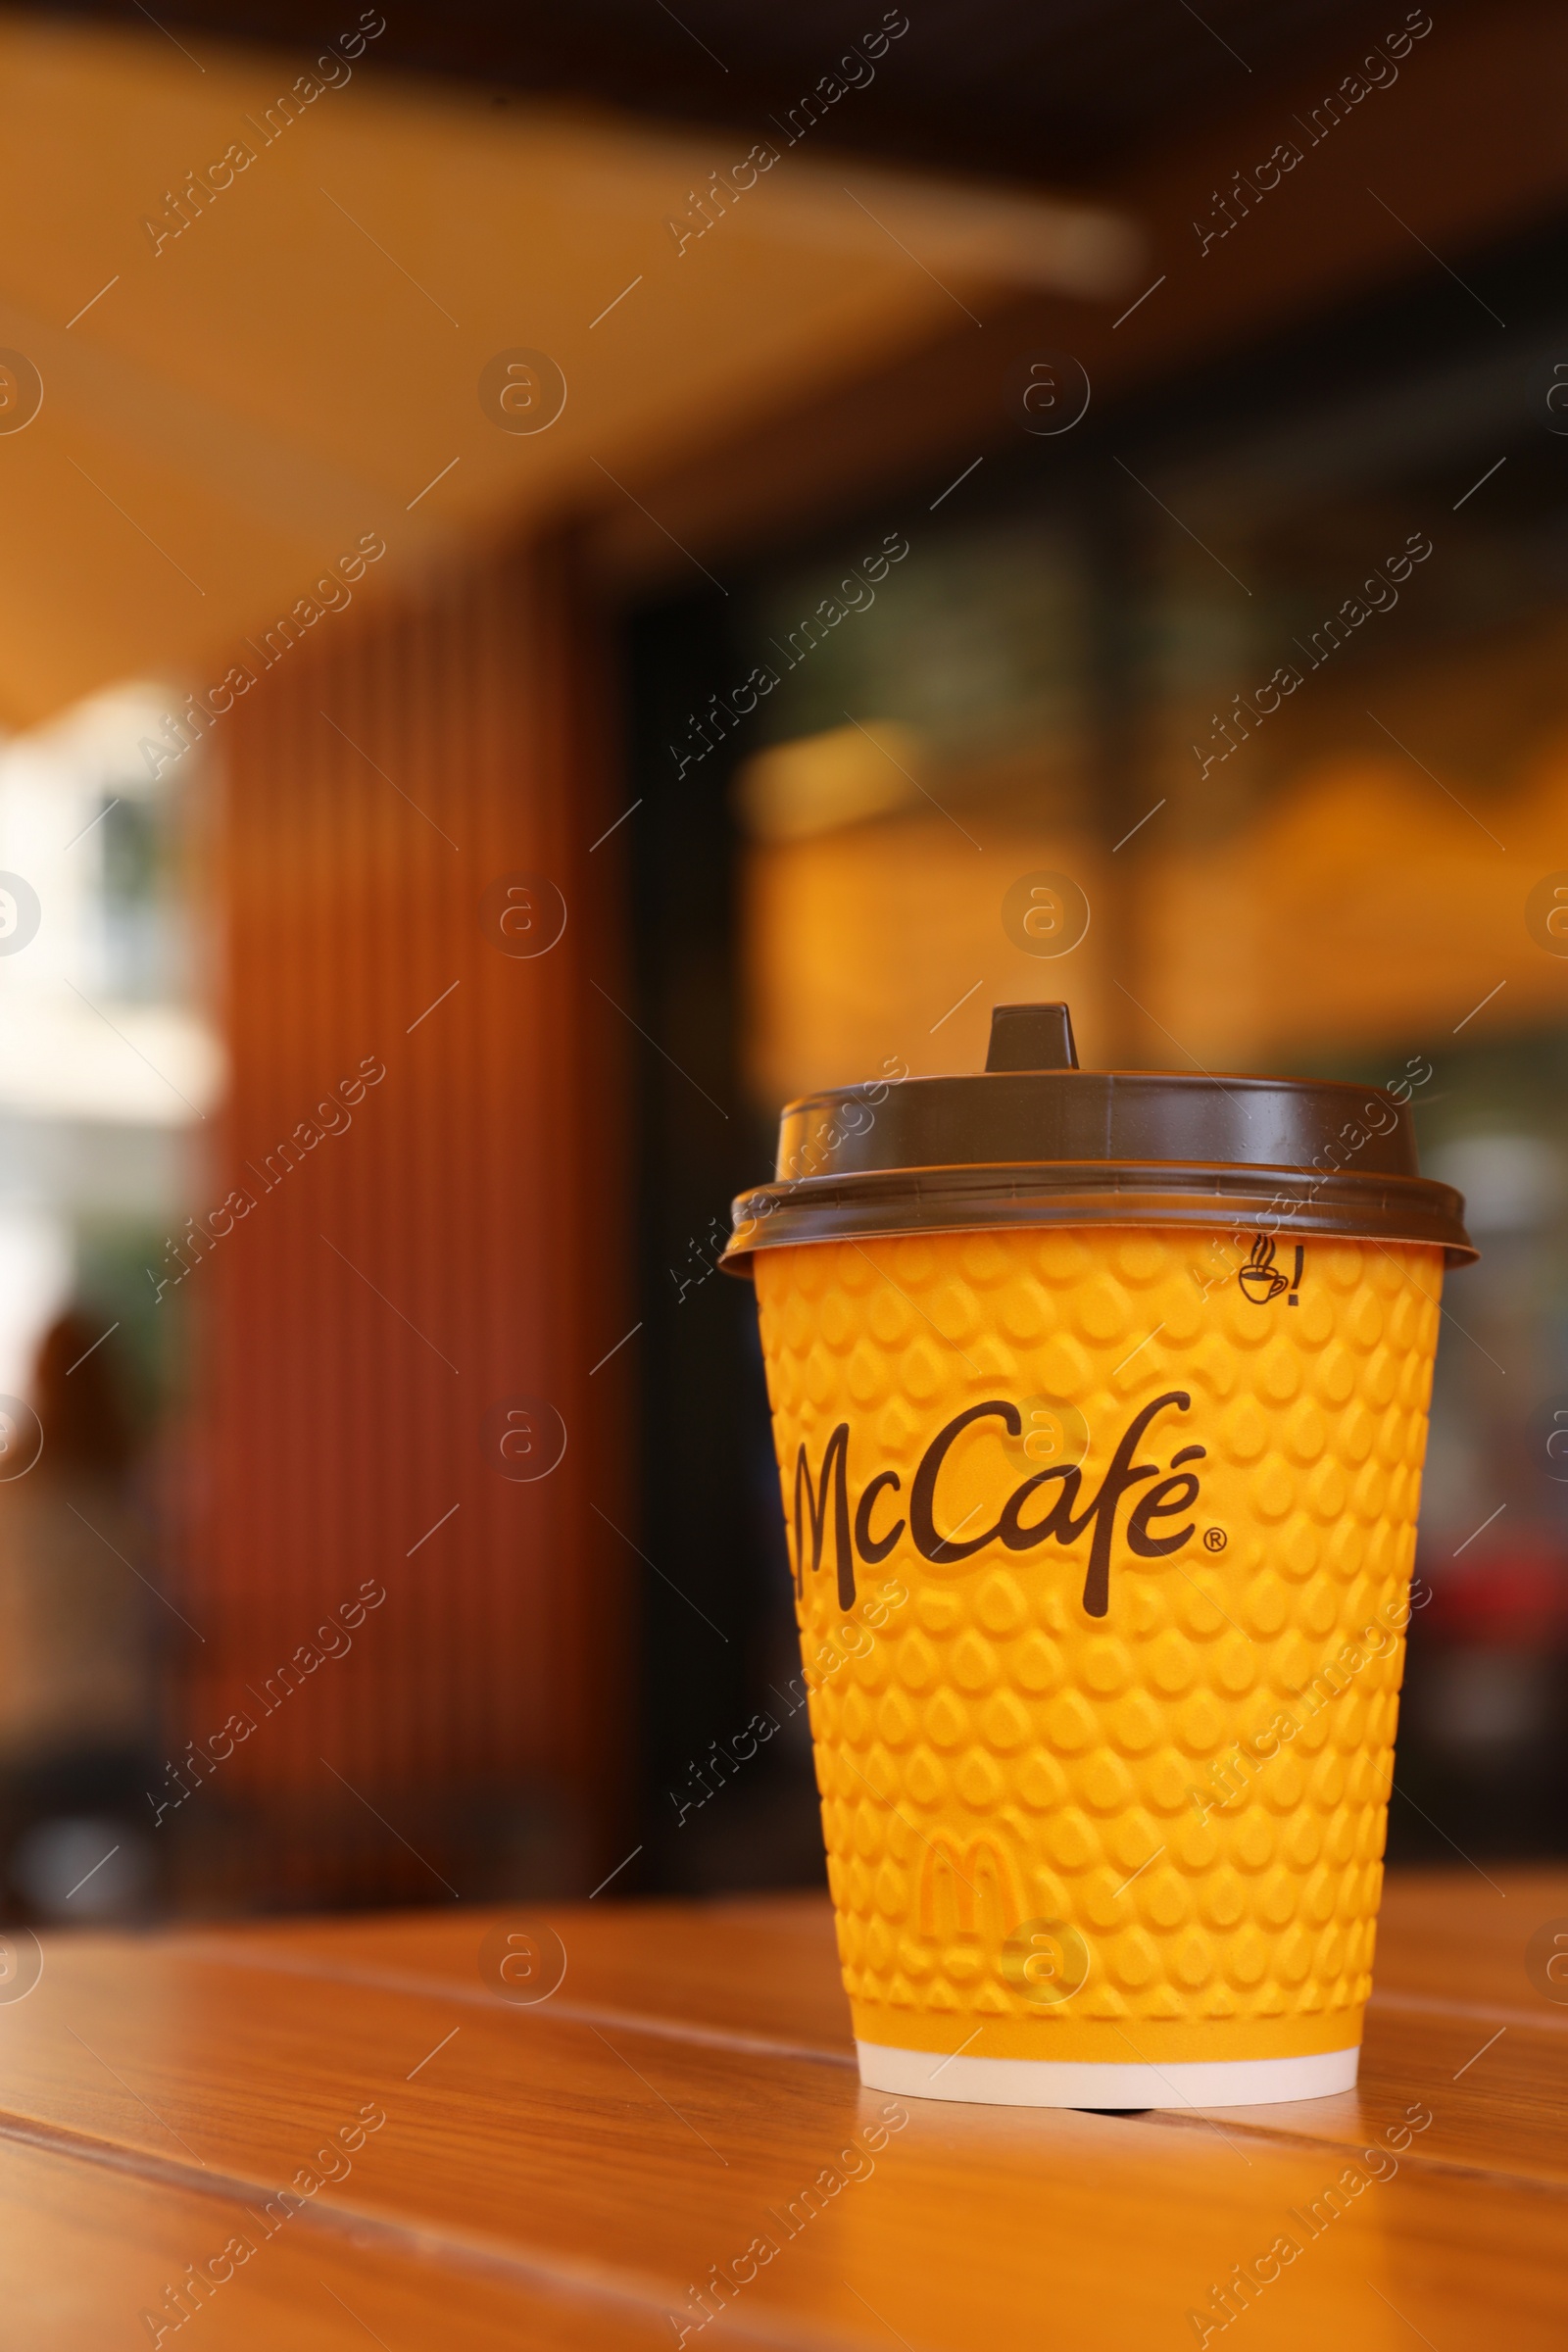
(0, 0, 1562, 1924)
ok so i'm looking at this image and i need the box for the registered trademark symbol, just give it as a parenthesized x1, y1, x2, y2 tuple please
(1203, 1527, 1228, 1552)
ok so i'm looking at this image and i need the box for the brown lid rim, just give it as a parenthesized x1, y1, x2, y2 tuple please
(719, 1160, 1476, 1273)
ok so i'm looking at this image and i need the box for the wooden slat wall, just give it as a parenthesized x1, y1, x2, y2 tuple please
(175, 536, 635, 1908)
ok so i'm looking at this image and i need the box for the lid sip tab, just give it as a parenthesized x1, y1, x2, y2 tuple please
(721, 999, 1475, 1272)
(984, 1002, 1080, 1072)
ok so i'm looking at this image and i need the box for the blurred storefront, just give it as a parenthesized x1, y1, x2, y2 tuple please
(0, 687, 215, 1402)
(0, 686, 217, 1917)
(627, 209, 1568, 1885)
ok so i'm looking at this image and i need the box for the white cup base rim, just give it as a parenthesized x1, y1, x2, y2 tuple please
(857, 2039, 1360, 2109)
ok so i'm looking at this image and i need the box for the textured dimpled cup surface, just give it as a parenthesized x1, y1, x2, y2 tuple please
(752, 1226, 1445, 2109)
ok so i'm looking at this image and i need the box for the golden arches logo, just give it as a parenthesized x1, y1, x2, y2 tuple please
(917, 1834, 1022, 1944)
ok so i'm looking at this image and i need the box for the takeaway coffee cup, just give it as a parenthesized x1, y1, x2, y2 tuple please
(721, 1004, 1474, 2109)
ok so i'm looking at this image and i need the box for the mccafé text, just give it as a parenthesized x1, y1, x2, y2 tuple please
(792, 1392, 1202, 1620)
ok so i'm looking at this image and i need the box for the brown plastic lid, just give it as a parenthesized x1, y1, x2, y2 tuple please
(720, 1002, 1475, 1272)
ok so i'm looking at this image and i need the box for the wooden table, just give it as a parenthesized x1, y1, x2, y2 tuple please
(1, 1868, 1563, 2348)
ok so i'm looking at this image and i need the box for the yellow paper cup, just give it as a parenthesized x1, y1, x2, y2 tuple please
(725, 1004, 1474, 2107)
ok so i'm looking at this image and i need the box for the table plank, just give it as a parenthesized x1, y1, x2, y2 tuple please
(2, 1896, 1565, 2352)
(0, 2132, 677, 2351)
(174, 1868, 1568, 2133)
(1371, 1864, 1567, 2019)
(177, 1892, 857, 2060)
(204, 1954, 1560, 2193)
(167, 1874, 1568, 2194)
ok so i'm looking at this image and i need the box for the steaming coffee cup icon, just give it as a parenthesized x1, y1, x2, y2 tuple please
(1239, 1234, 1291, 1304)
